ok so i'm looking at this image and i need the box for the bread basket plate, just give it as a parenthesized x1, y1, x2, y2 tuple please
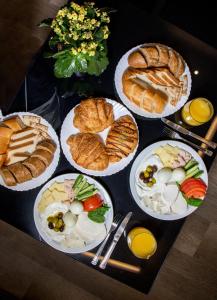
(130, 140, 208, 220)
(34, 173, 114, 254)
(0, 112, 60, 191)
(60, 98, 139, 176)
(114, 43, 192, 118)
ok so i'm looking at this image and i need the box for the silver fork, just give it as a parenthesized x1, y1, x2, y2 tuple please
(91, 214, 122, 266)
(163, 127, 213, 157)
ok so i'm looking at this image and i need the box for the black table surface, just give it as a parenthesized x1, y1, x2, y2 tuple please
(1, 2, 217, 294)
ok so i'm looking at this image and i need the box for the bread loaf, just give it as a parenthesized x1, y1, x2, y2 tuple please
(128, 44, 185, 78)
(0, 167, 17, 186)
(3, 116, 25, 132)
(122, 68, 168, 114)
(23, 157, 46, 177)
(8, 162, 32, 183)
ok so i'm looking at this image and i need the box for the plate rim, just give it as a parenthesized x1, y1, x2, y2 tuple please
(114, 43, 192, 119)
(129, 140, 208, 221)
(33, 172, 114, 254)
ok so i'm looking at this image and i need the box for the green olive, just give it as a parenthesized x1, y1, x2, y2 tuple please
(151, 177, 156, 184)
(146, 166, 153, 172)
(147, 182, 153, 187)
(53, 227, 59, 232)
(56, 219, 64, 228)
(47, 216, 54, 222)
(144, 171, 150, 178)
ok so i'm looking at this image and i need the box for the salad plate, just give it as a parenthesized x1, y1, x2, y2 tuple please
(34, 173, 113, 253)
(130, 140, 208, 220)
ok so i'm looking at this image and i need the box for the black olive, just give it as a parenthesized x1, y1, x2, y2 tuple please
(48, 222, 54, 229)
(143, 177, 149, 183)
(59, 225, 65, 232)
(139, 172, 145, 180)
(152, 165, 158, 173)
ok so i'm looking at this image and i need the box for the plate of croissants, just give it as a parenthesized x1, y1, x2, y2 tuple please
(0, 112, 60, 191)
(114, 43, 192, 118)
(60, 97, 139, 176)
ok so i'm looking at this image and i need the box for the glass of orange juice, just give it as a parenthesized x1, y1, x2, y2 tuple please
(181, 98, 214, 126)
(127, 227, 157, 259)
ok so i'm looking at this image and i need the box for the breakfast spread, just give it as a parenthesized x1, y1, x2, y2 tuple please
(135, 143, 207, 216)
(0, 114, 57, 186)
(64, 98, 139, 172)
(37, 174, 111, 249)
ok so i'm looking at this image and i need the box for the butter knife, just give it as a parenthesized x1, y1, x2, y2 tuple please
(99, 212, 132, 269)
(161, 118, 217, 149)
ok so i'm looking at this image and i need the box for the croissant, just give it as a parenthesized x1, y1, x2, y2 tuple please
(67, 133, 109, 171)
(128, 44, 185, 79)
(73, 98, 114, 133)
(122, 68, 168, 113)
(106, 115, 138, 163)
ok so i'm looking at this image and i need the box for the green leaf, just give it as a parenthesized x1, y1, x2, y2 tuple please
(54, 53, 78, 78)
(38, 18, 53, 28)
(53, 49, 70, 58)
(87, 51, 109, 76)
(186, 198, 203, 207)
(43, 51, 55, 58)
(88, 205, 110, 223)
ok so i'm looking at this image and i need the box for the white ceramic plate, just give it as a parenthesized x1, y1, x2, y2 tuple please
(114, 43, 192, 118)
(60, 98, 139, 176)
(0, 112, 60, 191)
(34, 173, 114, 253)
(130, 140, 208, 220)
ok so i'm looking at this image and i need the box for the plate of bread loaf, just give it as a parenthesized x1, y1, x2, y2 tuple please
(0, 112, 60, 191)
(115, 43, 191, 118)
(60, 97, 139, 176)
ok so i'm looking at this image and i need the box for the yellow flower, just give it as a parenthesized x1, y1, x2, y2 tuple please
(71, 2, 81, 11)
(71, 48, 77, 55)
(82, 49, 87, 54)
(78, 14, 84, 22)
(91, 19, 96, 25)
(104, 34, 109, 39)
(89, 50, 95, 57)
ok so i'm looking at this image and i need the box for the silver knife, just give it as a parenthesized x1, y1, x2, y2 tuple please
(99, 212, 132, 269)
(161, 118, 217, 149)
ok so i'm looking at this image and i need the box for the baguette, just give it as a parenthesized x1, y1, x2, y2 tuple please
(36, 140, 56, 154)
(22, 157, 46, 177)
(0, 154, 6, 167)
(0, 167, 17, 186)
(31, 149, 53, 167)
(8, 162, 32, 183)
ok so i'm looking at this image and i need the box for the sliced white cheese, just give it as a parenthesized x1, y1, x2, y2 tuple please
(75, 212, 106, 243)
(171, 192, 187, 214)
(162, 183, 179, 206)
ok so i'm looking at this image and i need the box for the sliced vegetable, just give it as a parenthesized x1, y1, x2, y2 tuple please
(74, 178, 87, 194)
(88, 205, 110, 223)
(194, 170, 204, 178)
(184, 159, 198, 170)
(180, 178, 207, 200)
(185, 167, 200, 179)
(186, 198, 203, 207)
(83, 194, 103, 212)
(77, 184, 95, 196)
(73, 174, 83, 189)
(186, 165, 199, 175)
(76, 189, 98, 201)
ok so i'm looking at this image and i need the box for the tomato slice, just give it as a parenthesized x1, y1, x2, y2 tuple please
(181, 183, 206, 193)
(185, 188, 206, 198)
(181, 178, 207, 192)
(83, 194, 103, 212)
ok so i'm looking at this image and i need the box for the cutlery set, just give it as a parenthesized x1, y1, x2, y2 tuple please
(91, 212, 132, 269)
(161, 118, 217, 157)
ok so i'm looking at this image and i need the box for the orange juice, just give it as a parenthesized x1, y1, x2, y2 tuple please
(127, 227, 157, 259)
(181, 98, 214, 126)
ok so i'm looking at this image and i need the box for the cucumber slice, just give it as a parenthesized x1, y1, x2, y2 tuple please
(77, 184, 95, 196)
(185, 167, 200, 179)
(194, 170, 204, 178)
(186, 164, 199, 175)
(73, 175, 83, 189)
(184, 159, 198, 170)
(74, 178, 87, 195)
(76, 189, 98, 201)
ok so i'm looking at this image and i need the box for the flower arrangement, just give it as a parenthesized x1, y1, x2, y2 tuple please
(39, 2, 111, 78)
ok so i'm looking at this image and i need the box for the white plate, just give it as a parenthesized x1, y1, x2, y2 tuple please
(0, 112, 60, 191)
(114, 43, 192, 118)
(60, 98, 139, 176)
(130, 140, 208, 220)
(33, 173, 114, 253)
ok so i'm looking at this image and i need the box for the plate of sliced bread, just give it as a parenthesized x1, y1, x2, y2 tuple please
(115, 43, 191, 118)
(60, 97, 139, 176)
(0, 112, 60, 191)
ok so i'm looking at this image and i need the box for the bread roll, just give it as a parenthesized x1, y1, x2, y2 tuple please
(36, 140, 56, 154)
(73, 98, 114, 133)
(3, 116, 25, 132)
(8, 162, 32, 183)
(67, 133, 109, 171)
(23, 157, 46, 177)
(128, 51, 147, 68)
(0, 137, 10, 154)
(0, 167, 17, 186)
